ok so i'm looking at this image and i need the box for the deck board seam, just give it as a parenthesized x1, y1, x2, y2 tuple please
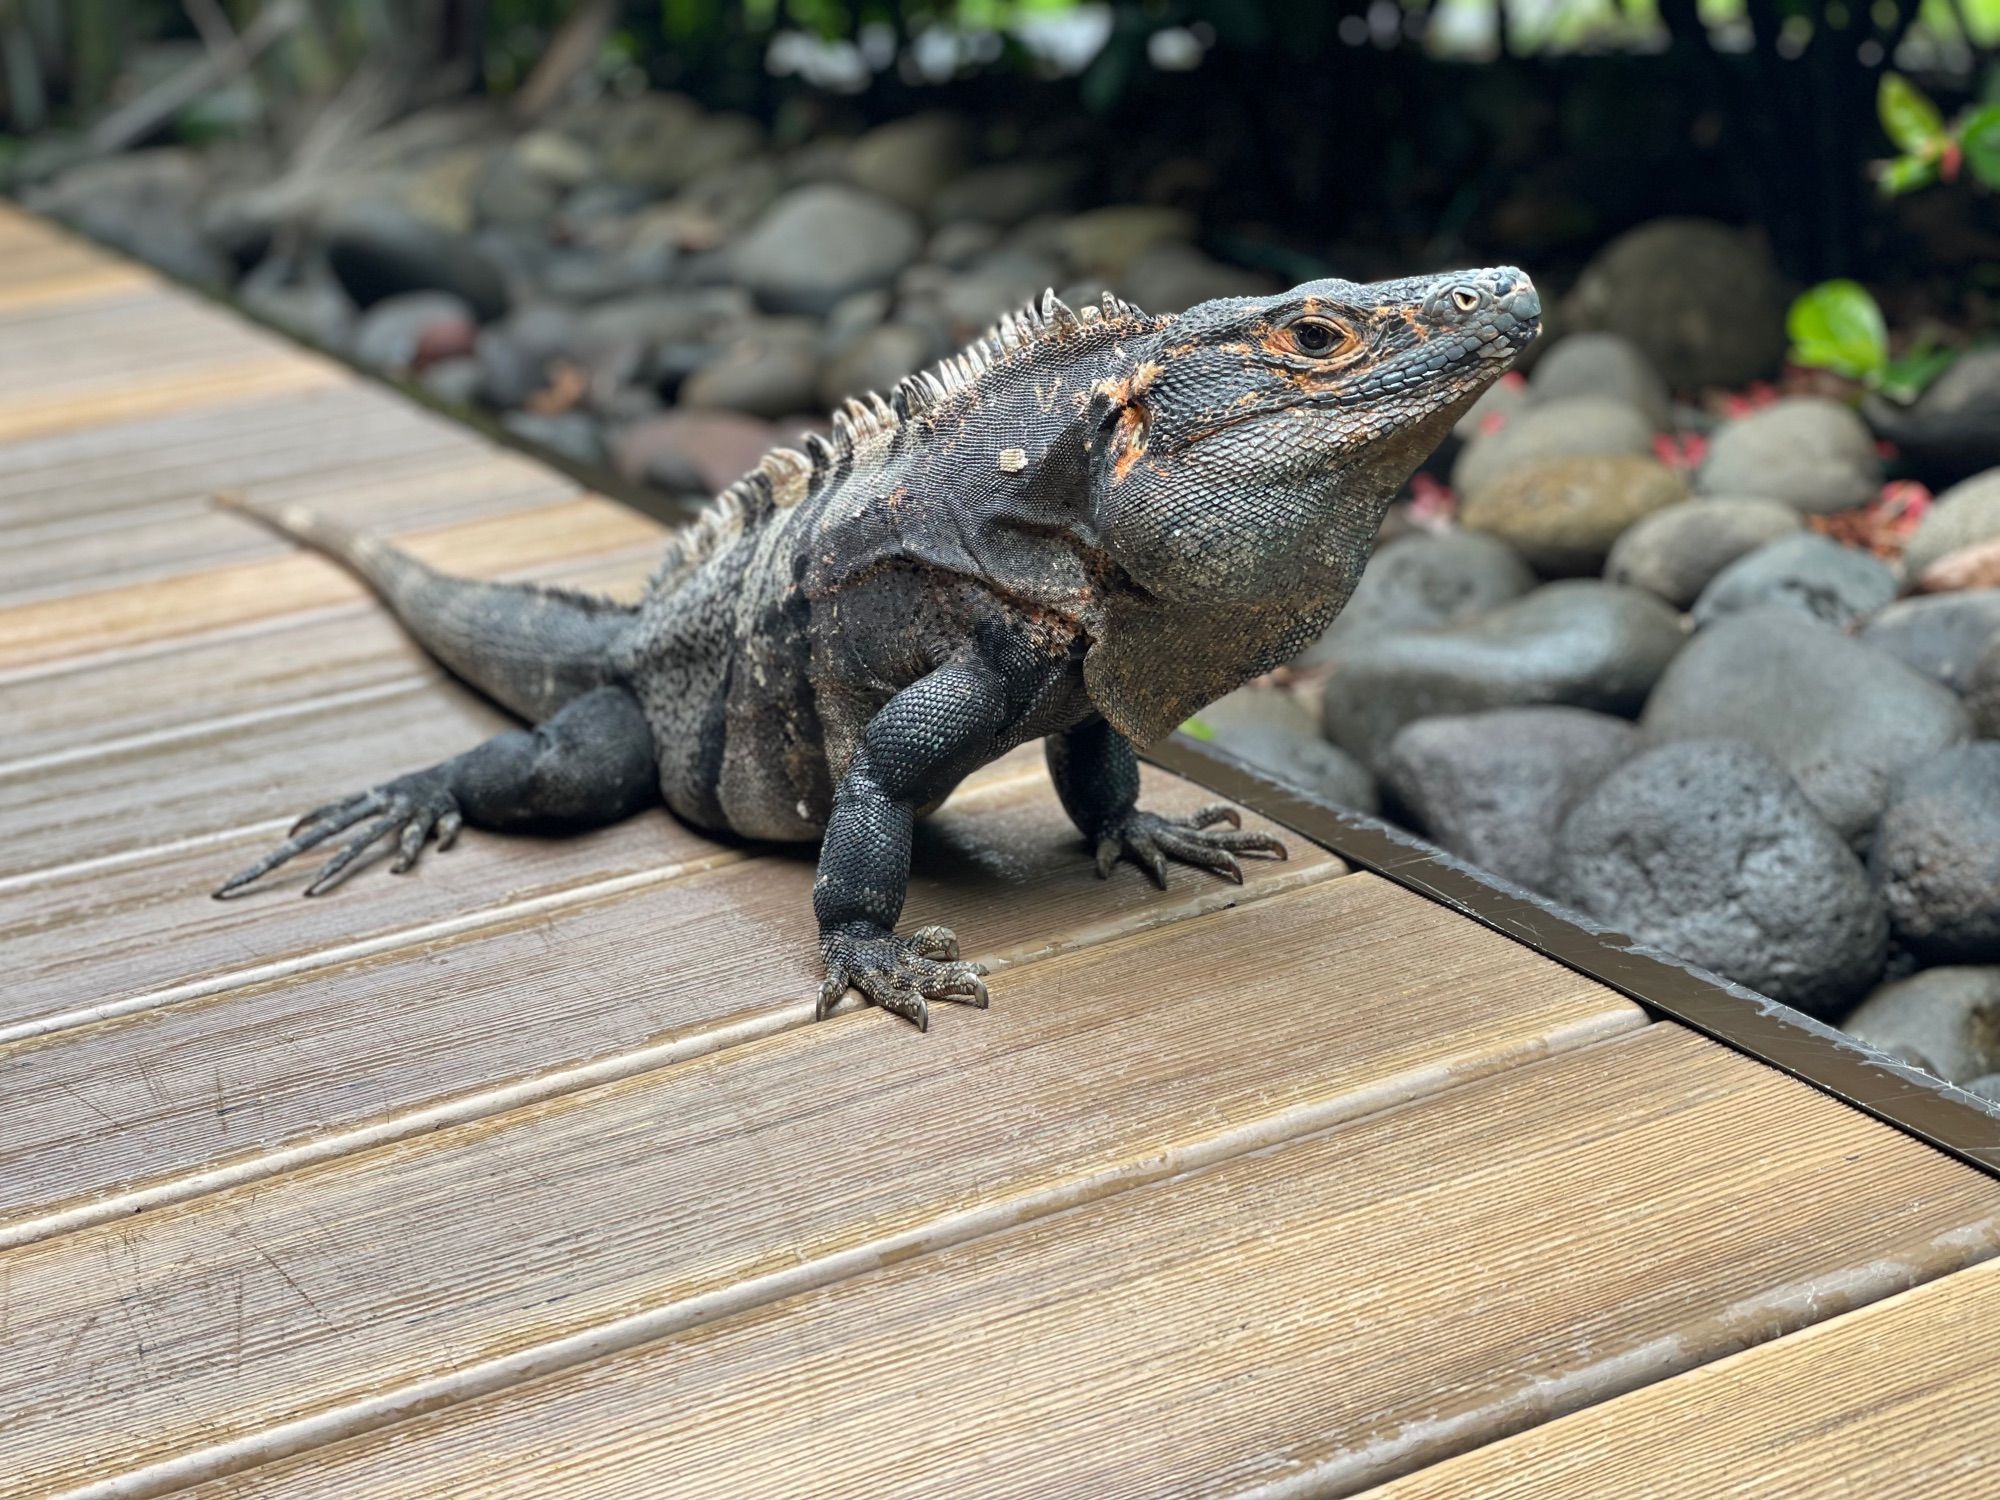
(46, 996, 1649, 1500)
(0, 856, 1340, 1251)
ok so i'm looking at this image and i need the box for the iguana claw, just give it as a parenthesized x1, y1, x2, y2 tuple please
(1094, 803, 1288, 887)
(214, 770, 463, 899)
(817, 922, 989, 1031)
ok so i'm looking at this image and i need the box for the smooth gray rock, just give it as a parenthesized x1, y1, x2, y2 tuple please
(1696, 398, 1882, 515)
(818, 322, 934, 408)
(1051, 206, 1193, 280)
(1460, 454, 1686, 576)
(1189, 688, 1377, 813)
(1689, 532, 1898, 630)
(1452, 395, 1654, 499)
(1604, 495, 1802, 608)
(1871, 744, 2000, 964)
(1119, 242, 1280, 315)
(1904, 469, 2000, 579)
(733, 185, 922, 315)
(846, 113, 967, 212)
(1561, 218, 1787, 389)
(1860, 590, 2000, 693)
(323, 199, 509, 321)
(1382, 707, 1639, 894)
(501, 409, 605, 468)
(932, 160, 1080, 225)
(610, 409, 778, 493)
(1642, 610, 1971, 845)
(1968, 639, 2000, 738)
(351, 291, 476, 373)
(1864, 346, 2000, 486)
(1528, 332, 1671, 428)
(1298, 530, 1537, 662)
(676, 319, 821, 418)
(1452, 377, 1529, 444)
(1555, 740, 1886, 1016)
(1320, 582, 1685, 770)
(237, 256, 357, 350)
(1844, 968, 2000, 1083)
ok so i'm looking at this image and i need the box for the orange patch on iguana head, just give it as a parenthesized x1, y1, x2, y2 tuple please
(1109, 405, 1149, 483)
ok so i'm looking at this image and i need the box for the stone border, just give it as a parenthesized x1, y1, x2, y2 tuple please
(1147, 733, 2000, 1179)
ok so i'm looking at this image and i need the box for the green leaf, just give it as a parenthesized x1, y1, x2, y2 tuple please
(1880, 345, 1961, 404)
(1962, 105, 2000, 188)
(1880, 73, 1947, 155)
(1876, 152, 1942, 197)
(1787, 280, 1889, 380)
(1179, 716, 1215, 742)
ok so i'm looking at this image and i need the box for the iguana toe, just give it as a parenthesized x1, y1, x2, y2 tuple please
(1094, 804, 1288, 888)
(817, 923, 990, 1031)
(214, 771, 461, 899)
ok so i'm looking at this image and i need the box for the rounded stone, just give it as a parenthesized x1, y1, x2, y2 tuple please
(1695, 397, 1882, 516)
(1381, 706, 1639, 894)
(1689, 532, 1898, 630)
(1641, 609, 1971, 845)
(1863, 346, 2000, 487)
(845, 113, 968, 213)
(1561, 218, 1787, 389)
(1967, 639, 2000, 739)
(1870, 744, 2000, 964)
(1604, 495, 1802, 608)
(732, 185, 923, 316)
(322, 199, 509, 321)
(1904, 469, 2000, 579)
(1050, 206, 1194, 280)
(1298, 530, 1537, 663)
(1459, 454, 1687, 577)
(1528, 332, 1671, 428)
(1555, 740, 1886, 1016)
(351, 291, 476, 373)
(610, 409, 778, 494)
(677, 320, 821, 418)
(1843, 968, 2000, 1083)
(1319, 581, 1685, 770)
(1188, 688, 1377, 813)
(1452, 396, 1654, 500)
(1859, 590, 2000, 693)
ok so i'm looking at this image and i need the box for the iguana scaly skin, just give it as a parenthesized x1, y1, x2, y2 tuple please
(217, 269, 1542, 1028)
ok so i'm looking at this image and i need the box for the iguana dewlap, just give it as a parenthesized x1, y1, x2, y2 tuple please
(217, 270, 1542, 1029)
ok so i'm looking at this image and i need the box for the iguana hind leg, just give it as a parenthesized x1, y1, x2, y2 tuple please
(1047, 716, 1288, 887)
(215, 684, 659, 898)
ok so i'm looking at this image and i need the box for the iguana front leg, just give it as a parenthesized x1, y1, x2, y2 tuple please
(215, 685, 659, 897)
(813, 657, 1020, 1031)
(1047, 716, 1288, 886)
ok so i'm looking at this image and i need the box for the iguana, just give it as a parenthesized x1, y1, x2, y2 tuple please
(216, 268, 1541, 1028)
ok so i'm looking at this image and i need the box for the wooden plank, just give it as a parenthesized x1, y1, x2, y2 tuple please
(0, 350, 344, 445)
(0, 550, 658, 767)
(0, 875, 1633, 1498)
(0, 446, 586, 605)
(166, 1026, 2000, 1500)
(1361, 1261, 2000, 1500)
(0, 495, 661, 670)
(0, 384, 479, 525)
(0, 768, 1322, 1235)
(0, 261, 155, 313)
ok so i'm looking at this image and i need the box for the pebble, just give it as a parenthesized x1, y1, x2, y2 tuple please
(1870, 744, 2000, 964)
(1459, 454, 1686, 576)
(1299, 530, 1536, 662)
(1859, 590, 2000, 693)
(1452, 395, 1654, 500)
(1555, 740, 1886, 1016)
(1903, 468, 2000, 578)
(1527, 332, 1671, 428)
(1319, 581, 1684, 769)
(1603, 495, 1801, 609)
(1381, 706, 1639, 894)
(1844, 967, 2000, 1082)
(1689, 532, 1898, 630)
(1641, 609, 1970, 845)
(1696, 397, 1882, 515)
(732, 185, 923, 316)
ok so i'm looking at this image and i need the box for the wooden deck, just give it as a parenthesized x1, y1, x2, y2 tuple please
(4, 202, 1999, 1498)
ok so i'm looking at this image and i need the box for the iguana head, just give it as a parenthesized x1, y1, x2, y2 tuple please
(1087, 266, 1540, 607)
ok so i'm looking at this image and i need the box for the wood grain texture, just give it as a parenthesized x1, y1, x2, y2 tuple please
(1361, 1260, 2000, 1500)
(0, 261, 155, 312)
(0, 383, 473, 525)
(0, 548, 657, 768)
(0, 875, 1630, 1499)
(0, 496, 660, 670)
(0, 767, 1321, 1233)
(0, 349, 344, 445)
(1, 446, 583, 605)
(174, 1026, 2000, 1500)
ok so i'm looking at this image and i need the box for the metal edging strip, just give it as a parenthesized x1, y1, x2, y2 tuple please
(1146, 732, 2000, 1181)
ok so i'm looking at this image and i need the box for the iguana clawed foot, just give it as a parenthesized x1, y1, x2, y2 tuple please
(214, 770, 464, 899)
(818, 922, 989, 1032)
(1094, 803, 1288, 887)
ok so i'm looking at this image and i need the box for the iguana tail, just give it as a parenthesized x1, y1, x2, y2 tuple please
(216, 492, 635, 723)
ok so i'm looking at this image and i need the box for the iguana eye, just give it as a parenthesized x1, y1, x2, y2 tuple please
(1451, 287, 1481, 313)
(1287, 317, 1354, 359)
